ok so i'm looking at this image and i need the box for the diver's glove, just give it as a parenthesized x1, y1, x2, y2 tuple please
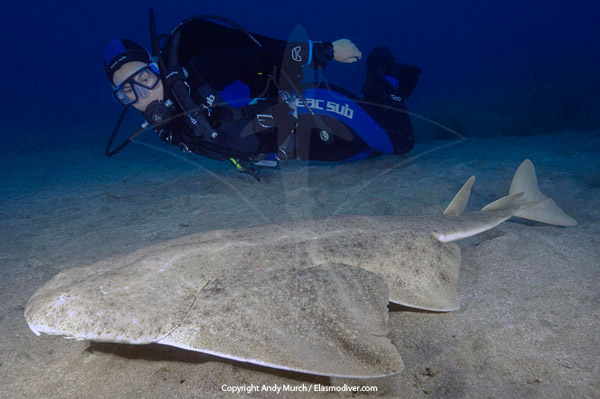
(332, 39, 362, 63)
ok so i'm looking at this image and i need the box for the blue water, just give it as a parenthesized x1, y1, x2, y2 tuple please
(2, 0, 598, 143)
(1, 3, 600, 396)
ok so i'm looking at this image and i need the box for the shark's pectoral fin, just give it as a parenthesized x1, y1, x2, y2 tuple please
(481, 192, 524, 212)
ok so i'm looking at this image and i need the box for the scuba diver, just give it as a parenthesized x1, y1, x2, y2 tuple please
(104, 13, 421, 180)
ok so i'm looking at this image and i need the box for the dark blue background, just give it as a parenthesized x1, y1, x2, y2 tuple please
(2, 0, 598, 145)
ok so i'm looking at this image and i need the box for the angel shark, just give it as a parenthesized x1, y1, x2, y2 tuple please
(25, 159, 576, 378)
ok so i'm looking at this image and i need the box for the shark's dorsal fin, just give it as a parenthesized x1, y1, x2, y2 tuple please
(444, 176, 475, 216)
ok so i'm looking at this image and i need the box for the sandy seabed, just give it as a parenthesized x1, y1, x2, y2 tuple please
(0, 131, 598, 398)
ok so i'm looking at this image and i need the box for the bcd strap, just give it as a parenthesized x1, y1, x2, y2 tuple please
(226, 97, 279, 122)
(162, 63, 218, 141)
(163, 66, 188, 87)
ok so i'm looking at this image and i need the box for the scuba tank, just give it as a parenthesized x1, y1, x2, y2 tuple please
(148, 9, 218, 142)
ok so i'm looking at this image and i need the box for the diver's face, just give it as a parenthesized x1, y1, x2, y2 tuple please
(112, 61, 164, 112)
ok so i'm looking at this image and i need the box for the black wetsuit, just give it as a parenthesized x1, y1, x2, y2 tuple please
(156, 20, 415, 162)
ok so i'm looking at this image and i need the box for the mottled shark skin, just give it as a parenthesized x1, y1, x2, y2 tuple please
(26, 262, 403, 378)
(25, 159, 575, 378)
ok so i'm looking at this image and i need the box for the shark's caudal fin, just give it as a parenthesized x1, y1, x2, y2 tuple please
(482, 159, 577, 226)
(436, 159, 576, 243)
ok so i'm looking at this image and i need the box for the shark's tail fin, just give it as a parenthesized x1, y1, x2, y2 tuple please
(438, 159, 575, 243)
(482, 159, 577, 226)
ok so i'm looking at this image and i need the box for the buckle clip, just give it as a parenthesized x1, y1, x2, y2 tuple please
(179, 143, 191, 153)
(256, 114, 274, 128)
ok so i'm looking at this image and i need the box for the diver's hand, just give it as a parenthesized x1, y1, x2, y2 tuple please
(332, 39, 362, 63)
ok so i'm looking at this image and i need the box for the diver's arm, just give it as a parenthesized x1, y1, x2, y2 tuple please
(187, 43, 331, 95)
(282, 40, 362, 67)
(263, 39, 362, 66)
(238, 41, 336, 70)
(300, 41, 335, 68)
(188, 39, 360, 84)
(186, 38, 361, 98)
(279, 39, 362, 66)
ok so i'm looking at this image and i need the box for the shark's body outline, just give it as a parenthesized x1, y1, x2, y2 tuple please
(24, 159, 575, 377)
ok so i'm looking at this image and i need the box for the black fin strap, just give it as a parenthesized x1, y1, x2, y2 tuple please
(228, 158, 262, 182)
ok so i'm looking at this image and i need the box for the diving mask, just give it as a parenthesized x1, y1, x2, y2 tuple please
(113, 64, 161, 106)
